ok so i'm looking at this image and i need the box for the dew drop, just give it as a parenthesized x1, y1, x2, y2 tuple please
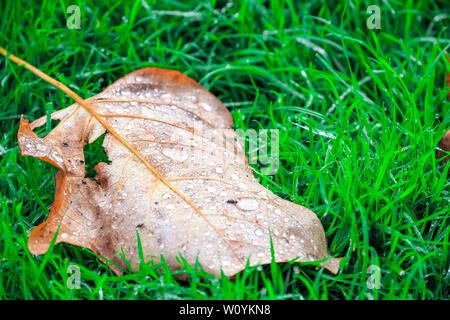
(161, 93, 172, 100)
(36, 144, 49, 152)
(255, 229, 263, 237)
(200, 102, 212, 111)
(238, 183, 248, 190)
(162, 148, 188, 162)
(187, 95, 198, 103)
(236, 198, 259, 211)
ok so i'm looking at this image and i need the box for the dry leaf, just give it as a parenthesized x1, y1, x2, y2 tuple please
(9, 52, 340, 277)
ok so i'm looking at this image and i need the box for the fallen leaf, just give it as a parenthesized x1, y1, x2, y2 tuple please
(3, 48, 341, 277)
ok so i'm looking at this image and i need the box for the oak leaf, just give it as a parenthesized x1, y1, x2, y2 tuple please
(14, 61, 340, 277)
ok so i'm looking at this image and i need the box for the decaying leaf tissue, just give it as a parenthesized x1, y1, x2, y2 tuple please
(10, 50, 340, 277)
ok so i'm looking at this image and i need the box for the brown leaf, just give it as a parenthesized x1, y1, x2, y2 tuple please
(8, 52, 340, 277)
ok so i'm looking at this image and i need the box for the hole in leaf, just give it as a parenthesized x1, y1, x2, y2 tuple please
(83, 133, 111, 179)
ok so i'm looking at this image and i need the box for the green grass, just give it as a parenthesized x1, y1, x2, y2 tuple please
(0, 0, 449, 300)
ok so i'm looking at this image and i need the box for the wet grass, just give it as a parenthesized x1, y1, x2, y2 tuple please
(0, 0, 449, 299)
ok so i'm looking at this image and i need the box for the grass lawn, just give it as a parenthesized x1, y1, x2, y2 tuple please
(0, 0, 449, 300)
